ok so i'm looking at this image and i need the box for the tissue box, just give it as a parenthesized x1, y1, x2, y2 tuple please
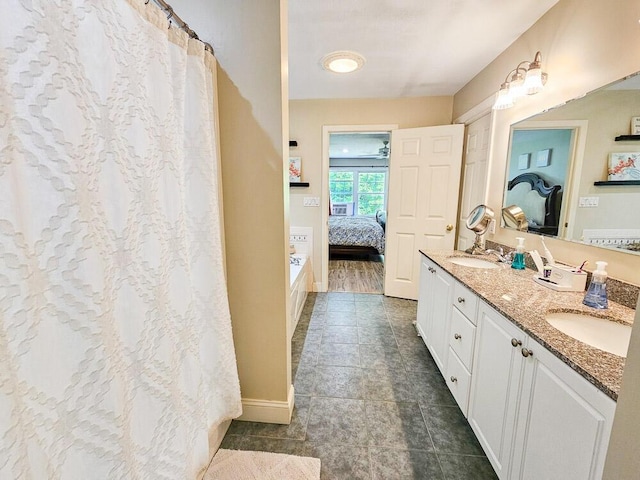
(547, 264, 587, 291)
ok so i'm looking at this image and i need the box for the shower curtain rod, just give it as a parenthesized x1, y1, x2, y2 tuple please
(149, 0, 214, 54)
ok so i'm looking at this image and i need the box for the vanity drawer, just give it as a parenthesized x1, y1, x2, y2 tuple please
(449, 307, 476, 370)
(445, 348, 472, 416)
(453, 282, 478, 323)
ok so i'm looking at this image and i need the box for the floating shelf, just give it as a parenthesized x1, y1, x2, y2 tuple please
(594, 180, 640, 186)
(614, 135, 640, 141)
(290, 182, 309, 187)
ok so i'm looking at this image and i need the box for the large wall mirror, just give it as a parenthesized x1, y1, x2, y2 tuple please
(502, 71, 640, 256)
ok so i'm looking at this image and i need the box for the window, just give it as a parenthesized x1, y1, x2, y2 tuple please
(329, 168, 387, 216)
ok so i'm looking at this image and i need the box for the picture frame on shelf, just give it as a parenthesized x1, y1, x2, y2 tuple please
(608, 152, 640, 181)
(536, 148, 552, 167)
(631, 116, 640, 135)
(289, 157, 302, 182)
(517, 153, 530, 170)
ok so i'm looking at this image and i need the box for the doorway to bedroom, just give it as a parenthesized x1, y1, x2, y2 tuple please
(326, 130, 391, 294)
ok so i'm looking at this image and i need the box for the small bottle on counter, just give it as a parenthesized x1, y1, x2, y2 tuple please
(511, 237, 526, 270)
(583, 261, 608, 309)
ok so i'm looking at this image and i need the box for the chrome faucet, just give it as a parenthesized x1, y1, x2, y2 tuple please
(485, 247, 512, 264)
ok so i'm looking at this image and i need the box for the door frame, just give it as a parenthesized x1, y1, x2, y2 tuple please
(320, 124, 398, 292)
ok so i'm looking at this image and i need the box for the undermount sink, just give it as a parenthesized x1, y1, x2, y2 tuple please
(545, 312, 632, 357)
(448, 257, 499, 269)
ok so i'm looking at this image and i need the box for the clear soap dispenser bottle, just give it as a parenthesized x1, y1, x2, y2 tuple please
(511, 237, 526, 270)
(583, 261, 608, 309)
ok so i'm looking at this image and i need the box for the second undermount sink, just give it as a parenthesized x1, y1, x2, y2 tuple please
(449, 257, 499, 269)
(545, 312, 632, 357)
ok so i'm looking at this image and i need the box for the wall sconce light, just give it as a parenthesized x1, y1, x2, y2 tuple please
(493, 51, 548, 110)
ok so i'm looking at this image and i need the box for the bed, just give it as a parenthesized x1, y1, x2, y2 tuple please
(505, 172, 562, 236)
(328, 215, 386, 257)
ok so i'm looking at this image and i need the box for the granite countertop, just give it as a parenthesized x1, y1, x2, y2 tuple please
(420, 250, 636, 401)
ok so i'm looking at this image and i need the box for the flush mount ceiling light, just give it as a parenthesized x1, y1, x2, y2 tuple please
(493, 51, 548, 110)
(321, 51, 365, 74)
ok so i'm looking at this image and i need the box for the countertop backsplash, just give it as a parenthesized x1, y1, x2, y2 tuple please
(486, 240, 639, 310)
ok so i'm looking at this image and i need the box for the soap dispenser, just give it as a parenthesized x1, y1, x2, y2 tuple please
(583, 261, 608, 309)
(511, 237, 526, 270)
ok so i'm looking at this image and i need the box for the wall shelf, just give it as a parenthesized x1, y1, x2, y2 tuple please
(290, 182, 309, 187)
(614, 135, 640, 141)
(594, 180, 640, 186)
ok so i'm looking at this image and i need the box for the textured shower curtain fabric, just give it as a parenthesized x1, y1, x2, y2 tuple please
(0, 1, 241, 478)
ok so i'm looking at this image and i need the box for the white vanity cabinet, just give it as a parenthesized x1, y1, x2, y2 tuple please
(468, 302, 616, 479)
(467, 303, 527, 478)
(416, 256, 454, 373)
(510, 335, 615, 480)
(444, 282, 478, 416)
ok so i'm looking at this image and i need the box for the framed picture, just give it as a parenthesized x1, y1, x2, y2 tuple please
(517, 153, 530, 170)
(536, 149, 552, 167)
(608, 152, 640, 180)
(632, 116, 640, 135)
(289, 157, 301, 182)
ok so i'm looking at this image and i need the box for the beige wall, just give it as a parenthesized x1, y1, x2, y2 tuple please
(453, 0, 640, 286)
(604, 297, 640, 478)
(182, 0, 291, 410)
(289, 96, 454, 288)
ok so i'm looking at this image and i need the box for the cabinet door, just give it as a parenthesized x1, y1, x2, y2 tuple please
(511, 337, 616, 480)
(468, 303, 525, 479)
(425, 265, 453, 374)
(416, 257, 435, 340)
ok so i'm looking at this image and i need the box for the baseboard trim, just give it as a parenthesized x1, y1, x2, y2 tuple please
(237, 385, 295, 424)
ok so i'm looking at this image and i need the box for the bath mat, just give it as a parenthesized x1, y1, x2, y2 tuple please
(205, 449, 321, 480)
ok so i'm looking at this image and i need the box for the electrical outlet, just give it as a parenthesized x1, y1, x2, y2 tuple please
(303, 197, 320, 207)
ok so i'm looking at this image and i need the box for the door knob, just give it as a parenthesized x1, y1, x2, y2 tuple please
(446, 224, 454, 232)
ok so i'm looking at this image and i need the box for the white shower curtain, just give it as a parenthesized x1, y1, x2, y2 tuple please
(0, 1, 241, 478)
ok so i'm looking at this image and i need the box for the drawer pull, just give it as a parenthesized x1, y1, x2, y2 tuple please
(457, 296, 465, 303)
(428, 267, 436, 273)
(454, 333, 462, 340)
(511, 338, 522, 348)
(450, 376, 458, 383)
(521, 348, 534, 358)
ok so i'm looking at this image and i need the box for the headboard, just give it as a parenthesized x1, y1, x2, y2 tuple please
(505, 172, 561, 236)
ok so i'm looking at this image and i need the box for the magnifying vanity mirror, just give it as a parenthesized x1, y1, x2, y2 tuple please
(502, 71, 640, 255)
(465, 205, 495, 255)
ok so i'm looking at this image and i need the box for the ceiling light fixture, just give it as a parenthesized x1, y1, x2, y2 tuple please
(493, 51, 548, 110)
(321, 51, 365, 74)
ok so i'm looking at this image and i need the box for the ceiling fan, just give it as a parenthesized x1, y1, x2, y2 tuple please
(378, 140, 390, 158)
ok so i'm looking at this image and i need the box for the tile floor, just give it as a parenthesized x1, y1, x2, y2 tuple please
(221, 292, 498, 479)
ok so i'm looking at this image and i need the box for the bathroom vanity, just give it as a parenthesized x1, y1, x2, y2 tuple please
(417, 250, 635, 480)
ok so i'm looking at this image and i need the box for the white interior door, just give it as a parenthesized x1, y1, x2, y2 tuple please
(457, 114, 491, 252)
(384, 124, 464, 300)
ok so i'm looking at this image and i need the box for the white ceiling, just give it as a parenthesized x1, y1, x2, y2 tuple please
(168, 0, 560, 101)
(329, 132, 390, 159)
(288, 0, 559, 99)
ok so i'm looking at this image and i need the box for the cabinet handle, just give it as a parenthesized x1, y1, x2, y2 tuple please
(454, 333, 462, 340)
(446, 224, 454, 232)
(428, 267, 436, 273)
(511, 338, 522, 348)
(521, 348, 534, 358)
(450, 376, 457, 383)
(457, 296, 465, 303)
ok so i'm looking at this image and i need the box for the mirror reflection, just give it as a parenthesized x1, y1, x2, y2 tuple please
(502, 72, 640, 255)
